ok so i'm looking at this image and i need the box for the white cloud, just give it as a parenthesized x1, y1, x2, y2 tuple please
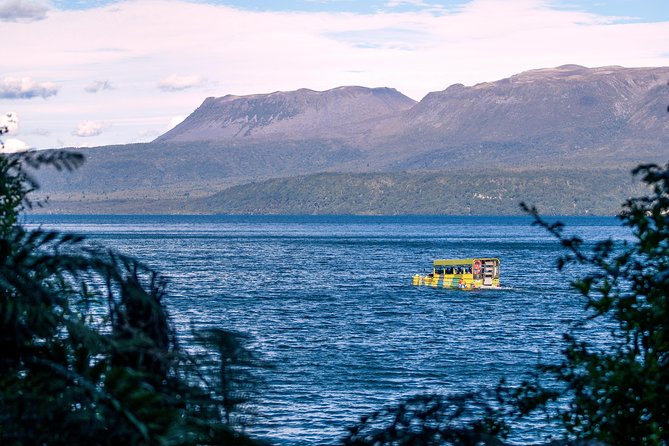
(0, 77, 58, 99)
(74, 121, 105, 137)
(1, 138, 29, 153)
(384, 0, 431, 8)
(0, 0, 48, 22)
(383, 0, 449, 14)
(84, 80, 114, 93)
(325, 27, 431, 51)
(0, 112, 28, 152)
(27, 128, 50, 136)
(158, 74, 206, 92)
(0, 112, 19, 134)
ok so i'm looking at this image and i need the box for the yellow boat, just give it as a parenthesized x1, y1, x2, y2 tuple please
(413, 258, 501, 290)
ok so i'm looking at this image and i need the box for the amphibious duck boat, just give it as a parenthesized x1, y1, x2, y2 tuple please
(413, 258, 501, 289)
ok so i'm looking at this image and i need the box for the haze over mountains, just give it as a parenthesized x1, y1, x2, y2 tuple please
(33, 65, 669, 215)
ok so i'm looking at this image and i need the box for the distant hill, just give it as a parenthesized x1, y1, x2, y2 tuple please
(189, 168, 645, 216)
(155, 64, 669, 168)
(402, 65, 668, 143)
(39, 168, 645, 216)
(31, 65, 669, 215)
(389, 65, 669, 169)
(156, 86, 416, 143)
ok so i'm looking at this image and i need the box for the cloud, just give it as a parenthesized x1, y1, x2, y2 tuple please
(27, 128, 50, 136)
(0, 112, 19, 134)
(84, 80, 114, 93)
(74, 121, 104, 137)
(158, 74, 206, 92)
(384, 0, 433, 8)
(0, 77, 59, 99)
(0, 0, 48, 22)
(1, 0, 668, 149)
(1, 138, 29, 153)
(326, 28, 431, 50)
(385, 0, 425, 4)
(383, 0, 448, 14)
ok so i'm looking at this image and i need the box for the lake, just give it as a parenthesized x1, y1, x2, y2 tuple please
(25, 214, 631, 445)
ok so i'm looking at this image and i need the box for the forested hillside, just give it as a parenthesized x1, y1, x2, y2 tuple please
(193, 168, 644, 215)
(40, 168, 645, 216)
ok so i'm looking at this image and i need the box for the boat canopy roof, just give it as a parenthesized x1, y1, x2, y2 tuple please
(433, 258, 500, 266)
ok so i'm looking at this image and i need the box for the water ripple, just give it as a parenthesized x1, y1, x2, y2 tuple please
(26, 215, 628, 445)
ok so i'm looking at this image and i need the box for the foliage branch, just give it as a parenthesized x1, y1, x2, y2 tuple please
(0, 134, 264, 445)
(516, 163, 669, 445)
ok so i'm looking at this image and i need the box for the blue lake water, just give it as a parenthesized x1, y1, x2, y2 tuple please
(24, 214, 631, 445)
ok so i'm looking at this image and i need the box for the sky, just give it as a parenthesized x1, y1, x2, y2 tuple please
(1, 0, 668, 150)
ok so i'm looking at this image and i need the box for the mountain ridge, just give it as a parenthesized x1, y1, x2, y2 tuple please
(156, 85, 416, 143)
(157, 64, 669, 148)
(32, 64, 669, 215)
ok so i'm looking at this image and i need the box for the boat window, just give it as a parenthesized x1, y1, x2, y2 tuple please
(434, 264, 475, 274)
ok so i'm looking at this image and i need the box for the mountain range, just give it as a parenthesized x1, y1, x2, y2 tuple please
(156, 86, 416, 143)
(32, 64, 669, 215)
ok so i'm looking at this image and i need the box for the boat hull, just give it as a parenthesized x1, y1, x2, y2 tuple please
(413, 273, 500, 289)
